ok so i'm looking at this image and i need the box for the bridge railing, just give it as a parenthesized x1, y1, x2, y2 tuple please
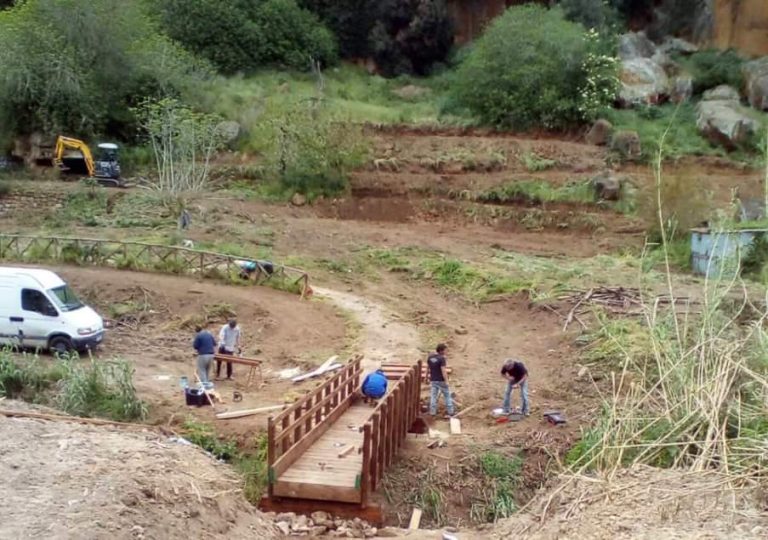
(0, 233, 310, 297)
(359, 361, 422, 503)
(267, 355, 363, 494)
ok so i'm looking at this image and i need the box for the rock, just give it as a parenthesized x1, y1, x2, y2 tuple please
(311, 511, 332, 526)
(619, 57, 669, 105)
(658, 36, 699, 55)
(311, 526, 328, 536)
(290, 192, 307, 207)
(215, 120, 241, 143)
(454, 326, 468, 335)
(275, 512, 296, 523)
(702, 84, 741, 102)
(618, 31, 656, 60)
(591, 171, 622, 201)
(696, 99, 758, 149)
(275, 522, 291, 536)
(392, 84, 431, 101)
(743, 57, 768, 110)
(292, 514, 309, 531)
(670, 75, 694, 103)
(585, 119, 613, 146)
(377, 528, 405, 538)
(577, 366, 589, 379)
(610, 131, 642, 160)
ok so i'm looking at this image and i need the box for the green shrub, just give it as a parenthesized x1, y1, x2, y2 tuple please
(451, 5, 618, 130)
(262, 102, 368, 199)
(0, 0, 201, 140)
(679, 49, 745, 95)
(159, 0, 337, 74)
(182, 419, 239, 461)
(369, 0, 454, 76)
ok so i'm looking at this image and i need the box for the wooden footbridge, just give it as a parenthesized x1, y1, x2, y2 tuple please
(266, 357, 422, 509)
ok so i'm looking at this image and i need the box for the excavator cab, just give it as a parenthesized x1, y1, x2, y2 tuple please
(54, 136, 123, 187)
(94, 143, 121, 182)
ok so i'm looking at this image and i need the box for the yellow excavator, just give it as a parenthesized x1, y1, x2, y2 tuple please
(53, 136, 123, 187)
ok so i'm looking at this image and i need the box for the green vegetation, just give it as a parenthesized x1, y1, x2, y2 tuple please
(0, 350, 147, 422)
(472, 451, 523, 522)
(451, 5, 618, 130)
(0, 0, 201, 142)
(159, 0, 338, 74)
(566, 272, 768, 475)
(676, 49, 745, 96)
(418, 258, 533, 302)
(475, 179, 595, 206)
(181, 419, 269, 503)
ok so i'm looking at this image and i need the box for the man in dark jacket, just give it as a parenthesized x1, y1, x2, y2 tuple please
(428, 343, 455, 417)
(193, 325, 216, 384)
(501, 359, 529, 416)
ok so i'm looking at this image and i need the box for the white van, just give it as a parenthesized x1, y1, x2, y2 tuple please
(0, 267, 104, 353)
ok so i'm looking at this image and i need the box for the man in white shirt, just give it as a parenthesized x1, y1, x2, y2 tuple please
(216, 318, 241, 380)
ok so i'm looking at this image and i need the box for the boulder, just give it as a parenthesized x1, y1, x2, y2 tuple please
(591, 171, 623, 201)
(696, 100, 758, 149)
(702, 84, 741, 102)
(743, 57, 768, 111)
(585, 119, 613, 146)
(290, 192, 307, 206)
(619, 57, 669, 105)
(618, 32, 656, 60)
(610, 130, 642, 160)
(658, 36, 699, 55)
(215, 121, 241, 144)
(671, 75, 694, 103)
(311, 511, 332, 527)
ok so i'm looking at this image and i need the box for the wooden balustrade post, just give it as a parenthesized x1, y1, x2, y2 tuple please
(361, 423, 372, 506)
(370, 413, 380, 490)
(281, 416, 290, 454)
(267, 417, 275, 497)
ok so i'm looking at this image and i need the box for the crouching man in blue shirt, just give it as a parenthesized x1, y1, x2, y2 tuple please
(361, 369, 388, 402)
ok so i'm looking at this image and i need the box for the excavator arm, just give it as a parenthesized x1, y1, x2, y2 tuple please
(53, 136, 95, 177)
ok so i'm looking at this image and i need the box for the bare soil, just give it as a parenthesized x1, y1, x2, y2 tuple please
(0, 400, 278, 540)
(2, 128, 767, 533)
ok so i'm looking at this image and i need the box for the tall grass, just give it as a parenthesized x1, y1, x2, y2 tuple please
(567, 118, 768, 480)
(0, 350, 147, 422)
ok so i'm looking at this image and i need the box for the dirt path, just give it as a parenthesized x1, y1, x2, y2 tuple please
(314, 286, 420, 373)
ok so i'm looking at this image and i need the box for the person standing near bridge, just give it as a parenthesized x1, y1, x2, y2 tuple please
(193, 325, 216, 384)
(501, 358, 529, 416)
(428, 343, 455, 418)
(216, 318, 241, 380)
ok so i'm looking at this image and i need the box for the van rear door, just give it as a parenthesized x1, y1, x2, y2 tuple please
(0, 283, 23, 347)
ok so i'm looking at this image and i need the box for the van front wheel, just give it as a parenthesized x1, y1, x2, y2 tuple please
(49, 336, 73, 357)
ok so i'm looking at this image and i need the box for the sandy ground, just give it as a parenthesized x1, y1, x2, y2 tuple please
(0, 401, 278, 540)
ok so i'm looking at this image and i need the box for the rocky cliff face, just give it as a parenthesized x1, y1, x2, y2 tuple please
(712, 0, 768, 57)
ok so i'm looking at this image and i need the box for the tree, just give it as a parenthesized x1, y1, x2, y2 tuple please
(136, 98, 226, 194)
(0, 0, 200, 141)
(451, 5, 618, 130)
(560, 0, 620, 31)
(298, 0, 377, 59)
(369, 0, 454, 77)
(158, 0, 338, 74)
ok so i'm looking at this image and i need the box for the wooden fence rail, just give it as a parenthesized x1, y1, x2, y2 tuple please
(267, 355, 363, 494)
(0, 233, 310, 297)
(360, 361, 422, 500)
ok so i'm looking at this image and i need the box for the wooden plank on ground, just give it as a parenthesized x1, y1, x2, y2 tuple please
(338, 444, 355, 458)
(408, 508, 422, 530)
(216, 404, 286, 420)
(450, 417, 461, 435)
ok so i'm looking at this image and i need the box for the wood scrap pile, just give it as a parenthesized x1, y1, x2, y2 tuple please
(541, 287, 697, 331)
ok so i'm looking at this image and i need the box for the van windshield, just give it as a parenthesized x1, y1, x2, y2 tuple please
(48, 285, 84, 312)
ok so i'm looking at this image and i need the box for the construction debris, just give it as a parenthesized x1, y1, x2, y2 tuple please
(337, 445, 356, 458)
(544, 411, 567, 425)
(546, 286, 698, 330)
(449, 418, 462, 435)
(408, 508, 422, 530)
(292, 355, 343, 383)
(215, 404, 286, 420)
